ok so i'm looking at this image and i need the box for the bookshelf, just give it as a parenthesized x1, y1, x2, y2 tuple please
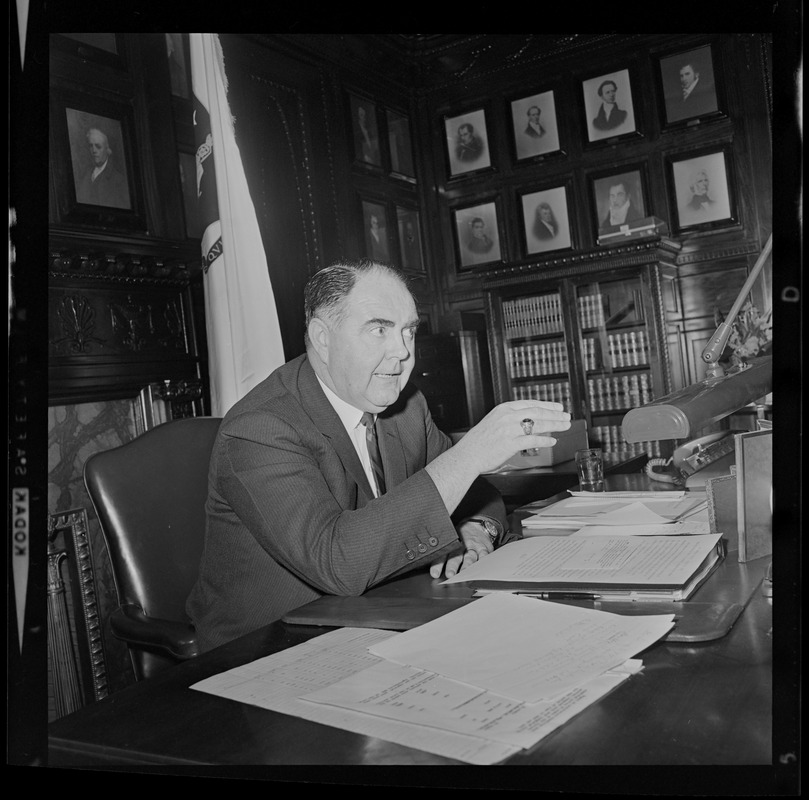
(482, 239, 680, 463)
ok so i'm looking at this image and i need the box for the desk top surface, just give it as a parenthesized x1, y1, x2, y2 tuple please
(49, 548, 773, 772)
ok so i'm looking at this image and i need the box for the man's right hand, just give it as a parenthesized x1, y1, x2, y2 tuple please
(454, 400, 571, 475)
(424, 400, 571, 516)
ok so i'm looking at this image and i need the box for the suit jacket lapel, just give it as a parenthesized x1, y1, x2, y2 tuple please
(377, 414, 408, 490)
(297, 358, 375, 501)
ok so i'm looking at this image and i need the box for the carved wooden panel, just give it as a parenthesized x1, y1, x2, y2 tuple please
(48, 241, 207, 405)
(47, 508, 110, 719)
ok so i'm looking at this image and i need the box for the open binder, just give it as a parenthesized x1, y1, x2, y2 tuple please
(442, 533, 725, 602)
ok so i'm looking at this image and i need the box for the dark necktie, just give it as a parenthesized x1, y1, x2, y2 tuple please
(361, 412, 386, 495)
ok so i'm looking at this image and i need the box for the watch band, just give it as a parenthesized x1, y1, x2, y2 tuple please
(466, 517, 503, 543)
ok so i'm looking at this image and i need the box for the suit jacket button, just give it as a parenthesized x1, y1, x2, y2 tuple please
(417, 542, 427, 553)
(405, 549, 416, 560)
(428, 536, 438, 546)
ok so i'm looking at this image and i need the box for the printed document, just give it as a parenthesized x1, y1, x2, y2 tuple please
(522, 495, 707, 527)
(191, 626, 521, 765)
(367, 592, 673, 703)
(303, 655, 642, 750)
(441, 533, 723, 598)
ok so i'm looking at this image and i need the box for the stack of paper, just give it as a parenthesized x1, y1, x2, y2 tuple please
(191, 593, 674, 764)
(521, 493, 709, 535)
(441, 532, 723, 601)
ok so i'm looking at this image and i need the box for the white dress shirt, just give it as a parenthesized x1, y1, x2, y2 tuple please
(316, 375, 380, 497)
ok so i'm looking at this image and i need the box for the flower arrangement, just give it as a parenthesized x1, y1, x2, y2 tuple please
(726, 300, 772, 366)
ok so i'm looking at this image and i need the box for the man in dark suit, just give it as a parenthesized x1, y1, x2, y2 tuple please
(524, 105, 546, 138)
(455, 122, 485, 162)
(76, 127, 130, 209)
(592, 80, 628, 132)
(187, 260, 570, 651)
(600, 181, 642, 229)
(533, 202, 558, 240)
(673, 62, 717, 119)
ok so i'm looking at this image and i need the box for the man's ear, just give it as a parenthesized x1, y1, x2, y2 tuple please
(307, 317, 330, 361)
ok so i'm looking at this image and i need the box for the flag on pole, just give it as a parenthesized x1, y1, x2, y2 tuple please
(189, 33, 284, 417)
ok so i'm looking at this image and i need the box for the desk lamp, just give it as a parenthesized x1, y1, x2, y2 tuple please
(622, 235, 773, 445)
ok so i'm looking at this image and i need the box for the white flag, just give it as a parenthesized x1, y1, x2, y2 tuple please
(189, 33, 284, 416)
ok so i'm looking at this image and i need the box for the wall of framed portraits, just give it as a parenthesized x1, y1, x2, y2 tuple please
(412, 33, 773, 397)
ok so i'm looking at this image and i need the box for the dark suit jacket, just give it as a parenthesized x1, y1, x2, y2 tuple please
(669, 80, 717, 121)
(601, 200, 642, 230)
(534, 219, 558, 240)
(187, 354, 505, 651)
(76, 162, 129, 209)
(524, 123, 546, 138)
(592, 104, 628, 131)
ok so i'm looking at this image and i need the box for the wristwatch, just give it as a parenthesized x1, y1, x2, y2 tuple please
(466, 517, 503, 545)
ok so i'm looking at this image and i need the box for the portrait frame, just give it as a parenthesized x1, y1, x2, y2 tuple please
(49, 89, 146, 231)
(165, 33, 191, 100)
(667, 146, 738, 234)
(360, 197, 393, 264)
(178, 150, 202, 239)
(51, 33, 127, 69)
(657, 42, 725, 128)
(395, 206, 426, 274)
(589, 165, 650, 239)
(386, 109, 416, 182)
(581, 67, 642, 146)
(519, 183, 574, 257)
(444, 107, 493, 179)
(452, 198, 503, 271)
(509, 88, 564, 164)
(349, 93, 383, 169)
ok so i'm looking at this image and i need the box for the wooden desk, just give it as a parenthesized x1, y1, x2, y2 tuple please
(483, 453, 648, 512)
(49, 554, 772, 770)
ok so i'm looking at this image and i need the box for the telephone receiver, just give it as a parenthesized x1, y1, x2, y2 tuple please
(646, 430, 742, 486)
(672, 430, 741, 477)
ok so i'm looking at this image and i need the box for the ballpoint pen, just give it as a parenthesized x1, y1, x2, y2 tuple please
(523, 592, 601, 600)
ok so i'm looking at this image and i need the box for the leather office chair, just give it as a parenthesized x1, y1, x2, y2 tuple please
(83, 416, 222, 682)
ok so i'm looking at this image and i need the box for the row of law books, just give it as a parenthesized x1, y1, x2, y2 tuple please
(577, 294, 606, 329)
(582, 331, 649, 371)
(587, 373, 653, 411)
(503, 293, 564, 339)
(507, 341, 569, 378)
(512, 380, 573, 413)
(591, 425, 662, 460)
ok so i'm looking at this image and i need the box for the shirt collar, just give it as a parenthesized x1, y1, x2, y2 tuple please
(315, 374, 367, 433)
(91, 160, 109, 181)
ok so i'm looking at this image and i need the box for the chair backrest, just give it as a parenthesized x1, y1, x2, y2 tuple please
(84, 416, 221, 640)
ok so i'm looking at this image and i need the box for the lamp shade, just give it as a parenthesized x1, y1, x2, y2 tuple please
(621, 355, 772, 442)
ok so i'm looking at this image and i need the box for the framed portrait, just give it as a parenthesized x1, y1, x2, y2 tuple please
(667, 147, 737, 233)
(178, 151, 202, 239)
(444, 107, 492, 178)
(509, 89, 562, 162)
(50, 90, 145, 230)
(581, 68, 639, 144)
(361, 199, 392, 263)
(51, 33, 126, 68)
(387, 110, 416, 180)
(589, 166, 649, 237)
(453, 200, 502, 270)
(658, 43, 723, 127)
(165, 33, 191, 100)
(520, 184, 573, 256)
(350, 94, 382, 167)
(396, 206, 425, 273)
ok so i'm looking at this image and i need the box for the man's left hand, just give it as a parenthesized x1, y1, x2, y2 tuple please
(429, 519, 494, 580)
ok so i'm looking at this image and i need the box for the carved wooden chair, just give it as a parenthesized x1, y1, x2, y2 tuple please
(83, 416, 221, 681)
